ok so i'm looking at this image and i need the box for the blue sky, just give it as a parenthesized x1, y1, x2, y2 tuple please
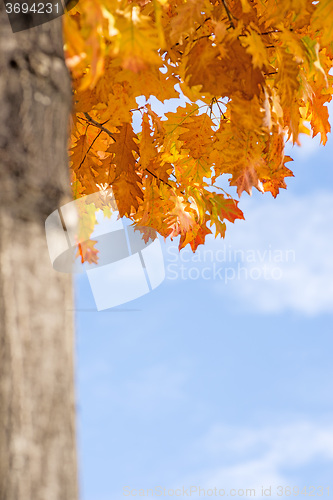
(74, 102, 333, 500)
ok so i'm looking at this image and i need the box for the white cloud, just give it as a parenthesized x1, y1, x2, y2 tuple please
(173, 420, 333, 499)
(163, 190, 333, 315)
(221, 190, 333, 315)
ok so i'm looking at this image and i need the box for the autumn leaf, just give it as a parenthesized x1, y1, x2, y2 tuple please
(106, 123, 139, 178)
(112, 172, 143, 217)
(168, 0, 210, 45)
(261, 161, 295, 198)
(242, 27, 269, 70)
(309, 93, 331, 145)
(179, 112, 214, 158)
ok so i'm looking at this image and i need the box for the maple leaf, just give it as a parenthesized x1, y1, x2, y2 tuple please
(93, 81, 137, 125)
(275, 48, 302, 142)
(232, 163, 265, 197)
(133, 225, 157, 244)
(309, 93, 331, 145)
(312, 0, 333, 46)
(228, 95, 269, 134)
(211, 124, 267, 196)
(112, 172, 143, 217)
(188, 224, 212, 252)
(186, 36, 264, 99)
(205, 191, 245, 237)
(106, 123, 139, 178)
(112, 5, 162, 72)
(168, 0, 209, 45)
(261, 161, 294, 198)
(76, 240, 99, 264)
(70, 135, 91, 167)
(176, 156, 212, 184)
(116, 65, 179, 102)
(179, 113, 214, 158)
(242, 27, 269, 70)
(167, 195, 197, 236)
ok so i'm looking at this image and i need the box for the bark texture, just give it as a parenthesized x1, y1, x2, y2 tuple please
(0, 6, 78, 500)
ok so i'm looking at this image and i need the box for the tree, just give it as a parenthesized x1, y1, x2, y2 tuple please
(66, 0, 332, 261)
(0, 1, 332, 500)
(0, 6, 78, 500)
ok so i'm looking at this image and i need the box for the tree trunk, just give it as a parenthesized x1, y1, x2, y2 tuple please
(0, 7, 78, 500)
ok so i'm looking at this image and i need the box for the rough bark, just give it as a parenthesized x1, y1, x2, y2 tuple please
(0, 6, 78, 500)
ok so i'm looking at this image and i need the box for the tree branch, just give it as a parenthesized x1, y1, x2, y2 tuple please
(83, 113, 116, 141)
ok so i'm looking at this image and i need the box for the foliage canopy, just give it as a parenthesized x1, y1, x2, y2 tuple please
(64, 0, 333, 260)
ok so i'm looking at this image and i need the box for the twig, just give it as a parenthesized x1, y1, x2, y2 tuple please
(192, 34, 212, 43)
(172, 17, 211, 49)
(129, 106, 145, 113)
(145, 168, 174, 189)
(260, 30, 281, 35)
(83, 113, 116, 141)
(78, 130, 102, 170)
(221, 0, 235, 29)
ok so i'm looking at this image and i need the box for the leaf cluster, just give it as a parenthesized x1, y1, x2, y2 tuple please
(64, 0, 333, 259)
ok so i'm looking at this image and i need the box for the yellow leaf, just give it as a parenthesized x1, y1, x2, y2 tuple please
(112, 6, 162, 72)
(168, 0, 207, 45)
(309, 93, 331, 145)
(312, 0, 333, 46)
(243, 28, 269, 69)
(106, 123, 139, 177)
